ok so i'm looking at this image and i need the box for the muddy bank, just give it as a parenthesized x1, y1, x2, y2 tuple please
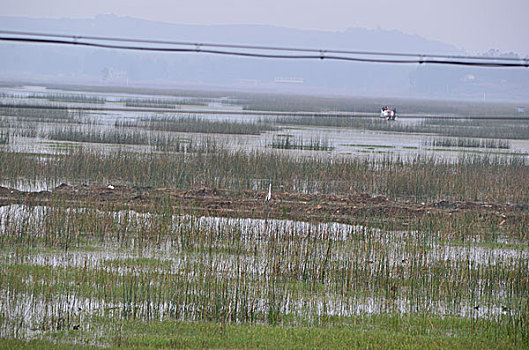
(1, 184, 526, 224)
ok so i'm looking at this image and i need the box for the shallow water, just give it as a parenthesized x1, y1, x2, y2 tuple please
(1, 87, 529, 341)
(1, 204, 526, 340)
(3, 87, 529, 161)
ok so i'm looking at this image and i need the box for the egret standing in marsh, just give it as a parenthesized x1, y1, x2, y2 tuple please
(265, 183, 272, 202)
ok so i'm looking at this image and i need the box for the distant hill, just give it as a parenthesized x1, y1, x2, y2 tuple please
(1, 14, 527, 101)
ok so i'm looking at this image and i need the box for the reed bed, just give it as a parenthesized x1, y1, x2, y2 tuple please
(275, 115, 529, 139)
(28, 93, 107, 104)
(0, 106, 75, 123)
(35, 84, 521, 117)
(426, 137, 511, 149)
(44, 127, 151, 145)
(0, 130, 9, 144)
(421, 118, 529, 140)
(241, 93, 520, 116)
(271, 136, 334, 151)
(1, 147, 529, 203)
(121, 97, 213, 107)
(0, 204, 527, 347)
(116, 115, 276, 135)
(274, 115, 391, 129)
(11, 127, 38, 138)
(1, 93, 528, 348)
(41, 126, 200, 152)
(123, 98, 179, 109)
(0, 117, 9, 128)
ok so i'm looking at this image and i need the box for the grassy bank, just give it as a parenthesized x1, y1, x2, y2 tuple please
(1, 316, 525, 349)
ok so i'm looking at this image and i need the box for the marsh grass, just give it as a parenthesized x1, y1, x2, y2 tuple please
(0, 131, 9, 144)
(271, 136, 334, 151)
(2, 317, 525, 349)
(426, 137, 511, 149)
(28, 93, 106, 104)
(345, 144, 395, 149)
(123, 98, 178, 109)
(274, 115, 389, 129)
(44, 127, 151, 145)
(40, 126, 197, 152)
(241, 92, 521, 116)
(421, 118, 529, 140)
(0, 205, 527, 347)
(116, 115, 276, 135)
(1, 147, 529, 203)
(1, 92, 529, 348)
(122, 97, 211, 108)
(0, 106, 75, 123)
(275, 115, 529, 140)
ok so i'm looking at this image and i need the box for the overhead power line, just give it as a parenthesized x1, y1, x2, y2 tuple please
(0, 30, 527, 68)
(0, 29, 525, 62)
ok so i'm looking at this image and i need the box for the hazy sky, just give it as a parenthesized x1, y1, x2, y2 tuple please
(1, 0, 528, 55)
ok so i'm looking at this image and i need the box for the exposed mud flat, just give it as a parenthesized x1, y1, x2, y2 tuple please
(0, 184, 525, 224)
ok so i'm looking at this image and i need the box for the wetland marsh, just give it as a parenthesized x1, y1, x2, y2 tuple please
(0, 85, 528, 348)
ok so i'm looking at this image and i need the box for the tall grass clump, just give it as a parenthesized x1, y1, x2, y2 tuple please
(44, 127, 151, 145)
(274, 115, 393, 130)
(123, 98, 178, 109)
(271, 136, 334, 151)
(426, 137, 511, 149)
(0, 130, 9, 144)
(421, 118, 529, 140)
(29, 93, 106, 104)
(121, 97, 212, 107)
(116, 115, 276, 135)
(41, 126, 194, 152)
(0, 106, 74, 123)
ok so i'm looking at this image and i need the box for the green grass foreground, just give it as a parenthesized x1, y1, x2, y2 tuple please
(1, 316, 525, 349)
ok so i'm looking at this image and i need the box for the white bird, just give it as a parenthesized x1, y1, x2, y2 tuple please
(107, 184, 115, 190)
(265, 183, 272, 202)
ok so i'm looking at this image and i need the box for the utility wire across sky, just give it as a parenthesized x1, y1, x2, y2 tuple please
(0, 30, 528, 68)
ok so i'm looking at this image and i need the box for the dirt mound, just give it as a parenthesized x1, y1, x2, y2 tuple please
(1, 184, 526, 223)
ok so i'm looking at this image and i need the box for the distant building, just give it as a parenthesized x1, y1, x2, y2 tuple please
(238, 79, 259, 85)
(274, 77, 304, 84)
(101, 67, 129, 84)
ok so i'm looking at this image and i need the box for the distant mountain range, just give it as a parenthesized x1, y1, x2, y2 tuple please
(1, 14, 528, 101)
